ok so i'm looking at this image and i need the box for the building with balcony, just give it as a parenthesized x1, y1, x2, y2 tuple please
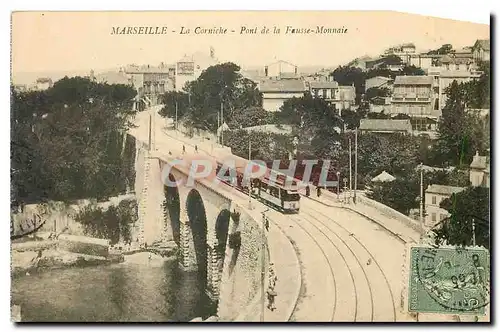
(425, 184, 465, 228)
(306, 77, 356, 114)
(175, 50, 219, 92)
(408, 54, 433, 71)
(125, 64, 174, 109)
(384, 43, 417, 64)
(390, 75, 438, 131)
(472, 39, 490, 63)
(259, 79, 306, 112)
(428, 67, 482, 110)
(470, 151, 490, 188)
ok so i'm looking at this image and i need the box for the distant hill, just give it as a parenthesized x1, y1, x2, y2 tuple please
(11, 68, 120, 86)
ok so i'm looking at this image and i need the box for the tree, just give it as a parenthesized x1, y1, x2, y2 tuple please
(366, 112, 390, 119)
(392, 113, 411, 120)
(341, 109, 363, 130)
(224, 129, 292, 162)
(159, 91, 190, 119)
(278, 93, 343, 159)
(162, 62, 262, 132)
(434, 80, 488, 167)
(435, 187, 489, 249)
(227, 106, 272, 129)
(331, 66, 365, 104)
(364, 87, 391, 101)
(367, 177, 419, 215)
(399, 65, 425, 76)
(11, 77, 137, 206)
(428, 44, 453, 55)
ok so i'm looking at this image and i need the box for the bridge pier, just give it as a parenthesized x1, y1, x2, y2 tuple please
(206, 244, 223, 300)
(179, 218, 198, 271)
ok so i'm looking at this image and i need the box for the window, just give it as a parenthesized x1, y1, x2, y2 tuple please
(432, 196, 436, 205)
(431, 213, 437, 222)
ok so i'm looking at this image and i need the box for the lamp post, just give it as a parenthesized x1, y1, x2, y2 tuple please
(260, 209, 269, 322)
(343, 178, 348, 203)
(354, 128, 358, 204)
(175, 100, 178, 132)
(349, 137, 352, 202)
(248, 138, 253, 210)
(419, 163, 424, 228)
(336, 171, 341, 200)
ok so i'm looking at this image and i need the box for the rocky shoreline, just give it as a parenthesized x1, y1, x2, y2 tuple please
(11, 238, 179, 279)
(11, 247, 124, 278)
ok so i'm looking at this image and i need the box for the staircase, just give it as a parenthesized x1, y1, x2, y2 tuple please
(136, 152, 151, 245)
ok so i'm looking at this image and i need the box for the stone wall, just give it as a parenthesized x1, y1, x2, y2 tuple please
(217, 204, 268, 321)
(15, 195, 137, 238)
(357, 194, 424, 234)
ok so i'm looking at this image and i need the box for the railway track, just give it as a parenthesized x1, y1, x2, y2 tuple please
(269, 199, 398, 322)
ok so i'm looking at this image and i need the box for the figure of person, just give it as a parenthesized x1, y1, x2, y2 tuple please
(316, 186, 321, 198)
(182, 145, 186, 154)
(305, 185, 310, 197)
(195, 145, 198, 153)
(267, 263, 278, 311)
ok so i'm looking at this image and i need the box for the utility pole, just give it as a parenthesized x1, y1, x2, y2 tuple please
(148, 114, 152, 152)
(217, 112, 220, 144)
(419, 163, 424, 227)
(248, 138, 253, 209)
(152, 108, 156, 151)
(349, 138, 352, 201)
(354, 128, 358, 204)
(175, 100, 178, 132)
(260, 209, 268, 322)
(220, 101, 224, 146)
(472, 218, 476, 246)
(336, 171, 341, 200)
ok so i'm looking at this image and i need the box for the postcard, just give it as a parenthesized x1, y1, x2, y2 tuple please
(10, 11, 490, 322)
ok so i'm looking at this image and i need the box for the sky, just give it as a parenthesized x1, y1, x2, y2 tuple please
(11, 11, 489, 78)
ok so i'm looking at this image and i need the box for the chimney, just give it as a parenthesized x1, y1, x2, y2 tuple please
(265, 66, 268, 77)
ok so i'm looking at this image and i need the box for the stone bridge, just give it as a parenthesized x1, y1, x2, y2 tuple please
(133, 140, 267, 320)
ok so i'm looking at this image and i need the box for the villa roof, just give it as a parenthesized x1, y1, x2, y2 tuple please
(259, 79, 306, 93)
(309, 81, 339, 89)
(426, 184, 465, 196)
(394, 75, 433, 85)
(470, 152, 489, 169)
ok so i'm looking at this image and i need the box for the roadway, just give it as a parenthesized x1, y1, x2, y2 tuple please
(129, 106, 416, 322)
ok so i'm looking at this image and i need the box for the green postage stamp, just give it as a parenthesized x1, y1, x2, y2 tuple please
(408, 246, 490, 315)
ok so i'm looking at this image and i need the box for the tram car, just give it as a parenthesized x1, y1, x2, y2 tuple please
(215, 154, 301, 213)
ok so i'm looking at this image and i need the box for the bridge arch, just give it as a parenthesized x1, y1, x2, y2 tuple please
(186, 189, 208, 282)
(163, 173, 181, 245)
(215, 209, 231, 271)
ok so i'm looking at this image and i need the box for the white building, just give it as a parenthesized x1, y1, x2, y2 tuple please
(175, 50, 219, 91)
(428, 66, 482, 111)
(472, 39, 490, 63)
(470, 151, 490, 188)
(33, 77, 53, 91)
(425, 184, 465, 228)
(264, 60, 298, 79)
(259, 79, 306, 112)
